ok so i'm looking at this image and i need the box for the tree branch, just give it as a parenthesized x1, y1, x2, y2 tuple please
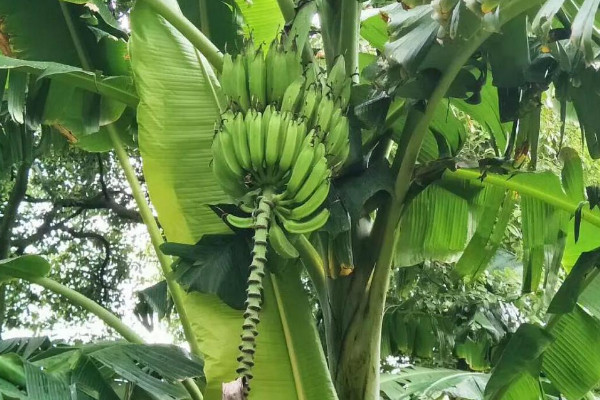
(24, 194, 142, 223)
(97, 155, 110, 200)
(0, 162, 32, 258)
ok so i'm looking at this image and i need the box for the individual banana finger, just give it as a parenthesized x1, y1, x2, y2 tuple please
(269, 220, 299, 258)
(291, 156, 329, 205)
(227, 214, 255, 229)
(315, 95, 335, 132)
(285, 143, 315, 197)
(246, 110, 265, 172)
(281, 76, 306, 114)
(233, 55, 250, 112)
(288, 179, 330, 220)
(326, 55, 346, 99)
(221, 54, 236, 104)
(248, 47, 267, 110)
(299, 85, 322, 127)
(278, 118, 299, 172)
(265, 110, 283, 167)
(281, 208, 330, 234)
(230, 112, 252, 170)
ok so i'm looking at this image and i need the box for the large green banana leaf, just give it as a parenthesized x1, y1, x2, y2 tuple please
(130, 1, 336, 398)
(234, 0, 284, 46)
(0, 0, 132, 140)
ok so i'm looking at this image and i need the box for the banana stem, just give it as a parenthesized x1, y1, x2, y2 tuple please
(235, 193, 274, 395)
(107, 126, 201, 358)
(139, 0, 223, 71)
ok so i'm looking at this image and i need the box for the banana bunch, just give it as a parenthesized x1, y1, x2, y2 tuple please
(218, 39, 353, 175)
(214, 36, 358, 395)
(212, 108, 331, 247)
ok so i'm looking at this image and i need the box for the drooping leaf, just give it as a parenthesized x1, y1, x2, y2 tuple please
(0, 255, 51, 283)
(454, 187, 515, 279)
(381, 366, 489, 400)
(0, 354, 26, 388)
(484, 323, 553, 400)
(133, 280, 173, 331)
(569, 0, 600, 65)
(285, 1, 317, 52)
(7, 71, 27, 125)
(24, 362, 71, 400)
(0, 338, 51, 360)
(69, 354, 121, 400)
(130, 0, 227, 242)
(560, 147, 585, 202)
(335, 159, 394, 221)
(578, 270, 600, 319)
(396, 177, 484, 267)
(384, 4, 439, 75)
(162, 235, 251, 310)
(531, 0, 567, 38)
(485, 14, 530, 88)
(0, 0, 129, 74)
(587, 185, 600, 210)
(453, 78, 507, 152)
(569, 67, 600, 159)
(547, 248, 600, 314)
(0, 55, 137, 108)
(542, 306, 600, 400)
(89, 344, 203, 399)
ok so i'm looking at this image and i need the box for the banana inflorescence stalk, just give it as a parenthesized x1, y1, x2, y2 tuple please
(236, 193, 273, 388)
(213, 34, 353, 396)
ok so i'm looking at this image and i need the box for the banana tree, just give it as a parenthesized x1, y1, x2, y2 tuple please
(1, 0, 600, 399)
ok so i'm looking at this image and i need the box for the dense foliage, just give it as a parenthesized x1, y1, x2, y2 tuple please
(0, 0, 600, 400)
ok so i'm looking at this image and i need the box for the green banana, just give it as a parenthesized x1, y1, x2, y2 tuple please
(212, 134, 245, 198)
(221, 54, 236, 104)
(336, 77, 352, 111)
(292, 156, 329, 205)
(332, 143, 350, 174)
(299, 85, 321, 127)
(247, 47, 267, 110)
(322, 107, 342, 140)
(304, 62, 320, 88)
(312, 142, 326, 165)
(285, 40, 303, 88)
(215, 130, 243, 177)
(278, 119, 300, 172)
(230, 111, 252, 170)
(288, 179, 330, 220)
(285, 143, 315, 197)
(281, 76, 306, 114)
(282, 208, 330, 234)
(326, 116, 350, 157)
(265, 110, 283, 167)
(294, 123, 309, 158)
(246, 110, 265, 172)
(269, 220, 299, 258)
(315, 95, 335, 132)
(227, 214, 255, 229)
(266, 41, 288, 105)
(232, 54, 250, 111)
(326, 55, 346, 99)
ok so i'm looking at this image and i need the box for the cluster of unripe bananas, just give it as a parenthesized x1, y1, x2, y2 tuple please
(212, 35, 353, 394)
(213, 37, 352, 245)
